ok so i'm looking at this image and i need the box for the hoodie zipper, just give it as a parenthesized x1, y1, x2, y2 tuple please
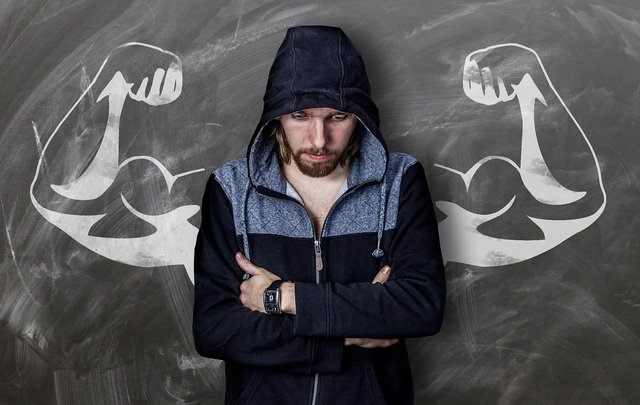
(256, 180, 376, 405)
(309, 181, 374, 405)
(314, 240, 323, 273)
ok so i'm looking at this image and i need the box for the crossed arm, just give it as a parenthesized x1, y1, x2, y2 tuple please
(193, 163, 445, 372)
(235, 252, 397, 348)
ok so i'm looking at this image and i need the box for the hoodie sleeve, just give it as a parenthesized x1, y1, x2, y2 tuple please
(293, 161, 446, 338)
(193, 174, 344, 373)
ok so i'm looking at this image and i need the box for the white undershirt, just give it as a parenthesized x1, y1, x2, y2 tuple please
(285, 178, 349, 206)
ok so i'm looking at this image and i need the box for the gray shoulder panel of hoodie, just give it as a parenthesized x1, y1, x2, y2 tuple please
(212, 158, 252, 238)
(213, 158, 249, 208)
(212, 153, 419, 238)
(213, 158, 313, 239)
(322, 152, 417, 237)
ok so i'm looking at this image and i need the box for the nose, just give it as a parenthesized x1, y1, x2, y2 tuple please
(308, 118, 329, 149)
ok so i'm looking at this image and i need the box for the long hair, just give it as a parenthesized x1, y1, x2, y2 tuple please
(271, 118, 363, 166)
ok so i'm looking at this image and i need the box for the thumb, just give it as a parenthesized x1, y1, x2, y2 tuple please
(372, 265, 391, 284)
(235, 252, 261, 275)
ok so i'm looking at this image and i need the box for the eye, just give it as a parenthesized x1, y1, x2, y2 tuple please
(291, 111, 308, 120)
(331, 113, 351, 121)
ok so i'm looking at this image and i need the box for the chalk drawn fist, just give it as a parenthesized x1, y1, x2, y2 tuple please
(463, 44, 545, 106)
(126, 62, 182, 105)
(96, 42, 183, 106)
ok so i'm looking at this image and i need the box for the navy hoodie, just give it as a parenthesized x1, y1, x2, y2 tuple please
(193, 26, 446, 405)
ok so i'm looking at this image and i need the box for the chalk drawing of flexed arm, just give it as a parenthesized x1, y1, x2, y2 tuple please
(435, 44, 607, 267)
(30, 43, 202, 282)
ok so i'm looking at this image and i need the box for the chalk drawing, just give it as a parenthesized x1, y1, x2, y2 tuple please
(30, 42, 606, 279)
(30, 42, 203, 283)
(435, 43, 607, 267)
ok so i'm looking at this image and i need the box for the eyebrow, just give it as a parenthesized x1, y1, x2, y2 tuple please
(290, 109, 351, 116)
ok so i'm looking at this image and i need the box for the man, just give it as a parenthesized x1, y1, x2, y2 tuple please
(193, 25, 446, 404)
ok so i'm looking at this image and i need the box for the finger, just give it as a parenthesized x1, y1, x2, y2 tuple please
(468, 59, 481, 87)
(149, 68, 165, 96)
(235, 252, 262, 275)
(358, 338, 396, 348)
(481, 67, 495, 98)
(162, 61, 183, 98)
(130, 77, 149, 101)
(462, 58, 479, 89)
(463, 59, 484, 102)
(372, 265, 391, 284)
(371, 339, 398, 348)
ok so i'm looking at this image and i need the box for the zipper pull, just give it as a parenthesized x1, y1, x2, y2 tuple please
(314, 240, 323, 271)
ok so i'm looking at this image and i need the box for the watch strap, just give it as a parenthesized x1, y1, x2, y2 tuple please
(268, 279, 284, 290)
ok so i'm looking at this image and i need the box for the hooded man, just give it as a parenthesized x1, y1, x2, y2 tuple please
(193, 25, 446, 405)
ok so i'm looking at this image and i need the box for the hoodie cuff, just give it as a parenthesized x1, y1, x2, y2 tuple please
(294, 282, 329, 337)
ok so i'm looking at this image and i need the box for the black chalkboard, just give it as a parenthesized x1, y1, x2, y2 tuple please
(1, 0, 638, 403)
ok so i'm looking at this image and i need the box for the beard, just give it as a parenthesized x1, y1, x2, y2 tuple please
(292, 148, 340, 178)
(281, 135, 347, 178)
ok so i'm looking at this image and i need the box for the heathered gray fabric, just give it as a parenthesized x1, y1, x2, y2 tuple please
(247, 128, 287, 194)
(345, 129, 387, 188)
(322, 152, 416, 237)
(214, 159, 312, 238)
(214, 152, 417, 238)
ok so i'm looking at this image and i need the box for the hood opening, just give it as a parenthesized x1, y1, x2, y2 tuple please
(246, 25, 388, 190)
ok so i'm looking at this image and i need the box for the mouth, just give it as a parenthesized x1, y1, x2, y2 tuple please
(302, 151, 333, 163)
(303, 152, 332, 162)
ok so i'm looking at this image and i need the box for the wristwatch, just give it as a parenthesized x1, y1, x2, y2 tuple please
(263, 280, 285, 314)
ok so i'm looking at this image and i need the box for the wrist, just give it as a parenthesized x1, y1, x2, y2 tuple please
(280, 282, 296, 314)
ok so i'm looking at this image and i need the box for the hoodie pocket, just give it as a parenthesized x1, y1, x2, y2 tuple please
(364, 365, 388, 405)
(321, 363, 388, 404)
(235, 369, 264, 405)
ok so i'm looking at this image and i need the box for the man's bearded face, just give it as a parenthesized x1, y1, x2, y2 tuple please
(279, 108, 357, 178)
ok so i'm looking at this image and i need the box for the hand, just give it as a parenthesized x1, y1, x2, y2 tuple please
(236, 252, 280, 313)
(345, 265, 397, 348)
(344, 337, 398, 348)
(371, 265, 391, 284)
(463, 56, 515, 106)
(126, 60, 182, 106)
(96, 43, 183, 106)
(462, 44, 550, 107)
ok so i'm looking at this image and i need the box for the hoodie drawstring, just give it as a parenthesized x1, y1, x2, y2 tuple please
(371, 176, 387, 258)
(241, 181, 252, 280)
(242, 171, 387, 267)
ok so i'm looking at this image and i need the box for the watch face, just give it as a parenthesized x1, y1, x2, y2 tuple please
(264, 290, 280, 313)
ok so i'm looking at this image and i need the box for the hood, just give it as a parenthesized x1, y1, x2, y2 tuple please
(246, 25, 388, 194)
